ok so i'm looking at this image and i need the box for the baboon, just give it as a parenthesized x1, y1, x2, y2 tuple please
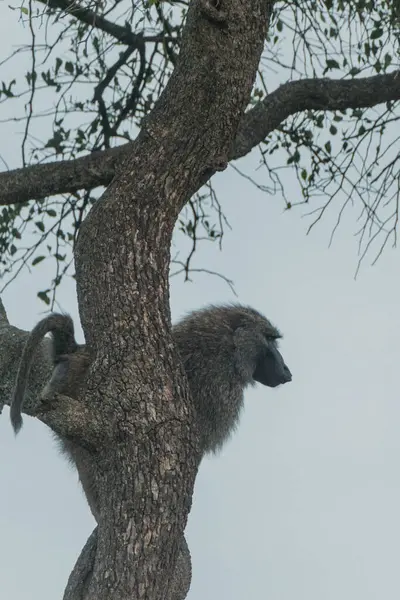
(10, 304, 291, 599)
(11, 304, 291, 514)
(172, 304, 291, 454)
(11, 304, 291, 457)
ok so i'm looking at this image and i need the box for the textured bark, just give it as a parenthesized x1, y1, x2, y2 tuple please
(2, 1, 274, 599)
(64, 530, 98, 600)
(63, 529, 192, 600)
(1, 70, 399, 206)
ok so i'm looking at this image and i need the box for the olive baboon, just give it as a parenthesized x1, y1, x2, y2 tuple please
(10, 304, 291, 600)
(11, 304, 291, 458)
(172, 304, 291, 454)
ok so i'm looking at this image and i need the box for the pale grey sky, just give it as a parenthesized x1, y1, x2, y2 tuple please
(1, 6, 400, 600)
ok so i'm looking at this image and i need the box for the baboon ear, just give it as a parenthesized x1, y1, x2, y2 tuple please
(233, 326, 263, 382)
(253, 341, 292, 388)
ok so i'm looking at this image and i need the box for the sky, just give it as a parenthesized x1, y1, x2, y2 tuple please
(1, 6, 400, 600)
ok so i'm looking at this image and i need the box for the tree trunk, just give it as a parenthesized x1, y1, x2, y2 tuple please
(2, 1, 274, 598)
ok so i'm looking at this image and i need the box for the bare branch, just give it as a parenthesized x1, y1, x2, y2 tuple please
(233, 71, 400, 159)
(38, 391, 102, 447)
(1, 72, 399, 207)
(35, 0, 168, 46)
(0, 145, 125, 206)
(0, 304, 102, 447)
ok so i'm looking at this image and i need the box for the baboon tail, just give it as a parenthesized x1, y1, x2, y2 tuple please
(10, 313, 77, 434)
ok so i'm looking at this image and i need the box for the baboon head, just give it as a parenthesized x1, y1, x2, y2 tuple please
(228, 304, 292, 388)
(174, 304, 291, 390)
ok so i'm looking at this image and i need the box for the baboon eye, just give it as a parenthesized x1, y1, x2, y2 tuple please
(264, 335, 280, 348)
(265, 335, 276, 342)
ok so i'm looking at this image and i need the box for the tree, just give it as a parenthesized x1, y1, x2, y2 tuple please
(1, 0, 400, 297)
(0, 1, 399, 599)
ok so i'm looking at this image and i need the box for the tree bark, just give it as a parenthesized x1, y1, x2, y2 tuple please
(63, 529, 192, 600)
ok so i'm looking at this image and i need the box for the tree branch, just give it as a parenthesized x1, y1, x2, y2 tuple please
(38, 391, 102, 447)
(233, 71, 400, 159)
(35, 0, 168, 46)
(0, 301, 102, 447)
(0, 146, 125, 206)
(1, 71, 399, 208)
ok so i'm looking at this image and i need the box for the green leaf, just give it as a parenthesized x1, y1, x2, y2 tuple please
(287, 149, 300, 165)
(55, 57, 62, 75)
(37, 291, 50, 305)
(370, 28, 383, 40)
(384, 54, 392, 68)
(32, 256, 45, 266)
(2, 79, 16, 98)
(325, 59, 340, 70)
